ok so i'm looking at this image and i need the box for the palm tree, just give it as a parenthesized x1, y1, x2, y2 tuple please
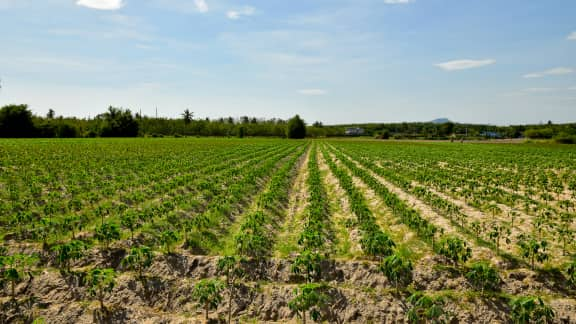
(182, 109, 193, 125)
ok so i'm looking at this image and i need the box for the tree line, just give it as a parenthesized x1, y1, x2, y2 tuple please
(1, 104, 575, 141)
(0, 104, 319, 138)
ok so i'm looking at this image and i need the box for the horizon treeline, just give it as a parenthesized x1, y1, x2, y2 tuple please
(0, 104, 575, 142)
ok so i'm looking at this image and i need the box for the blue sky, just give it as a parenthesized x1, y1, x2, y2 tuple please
(0, 0, 575, 125)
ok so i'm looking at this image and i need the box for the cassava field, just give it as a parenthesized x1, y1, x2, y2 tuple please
(1, 138, 575, 323)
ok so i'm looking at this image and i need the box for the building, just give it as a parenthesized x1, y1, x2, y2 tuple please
(345, 127, 365, 136)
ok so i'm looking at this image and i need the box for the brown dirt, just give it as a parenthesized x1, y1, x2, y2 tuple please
(274, 146, 311, 258)
(2, 253, 575, 324)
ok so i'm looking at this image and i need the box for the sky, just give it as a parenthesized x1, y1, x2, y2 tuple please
(0, 0, 575, 125)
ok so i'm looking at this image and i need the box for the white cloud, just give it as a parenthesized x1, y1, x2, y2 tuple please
(383, 0, 413, 4)
(298, 89, 327, 96)
(76, 0, 124, 10)
(567, 31, 576, 40)
(194, 0, 208, 13)
(523, 67, 573, 78)
(569, 86, 576, 90)
(435, 59, 495, 71)
(227, 6, 255, 20)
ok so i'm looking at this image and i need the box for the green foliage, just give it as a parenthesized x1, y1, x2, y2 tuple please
(566, 259, 576, 288)
(465, 261, 500, 295)
(87, 268, 116, 310)
(286, 115, 306, 139)
(0, 253, 38, 299)
(524, 128, 555, 139)
(120, 210, 139, 241)
(182, 109, 193, 125)
(288, 283, 330, 324)
(52, 240, 88, 272)
(95, 222, 121, 249)
(192, 279, 225, 323)
(488, 223, 511, 255)
(517, 234, 549, 270)
(291, 250, 324, 283)
(237, 126, 245, 138)
(379, 253, 413, 292)
(0, 104, 36, 137)
(122, 245, 154, 279)
(406, 291, 450, 324)
(217, 255, 245, 324)
(98, 106, 139, 137)
(509, 296, 555, 324)
(437, 237, 471, 267)
(235, 212, 272, 259)
(160, 230, 180, 254)
(360, 230, 396, 259)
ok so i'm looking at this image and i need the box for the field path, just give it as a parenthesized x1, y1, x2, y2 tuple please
(274, 145, 311, 258)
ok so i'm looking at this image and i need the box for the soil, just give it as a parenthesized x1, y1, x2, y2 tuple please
(2, 253, 575, 323)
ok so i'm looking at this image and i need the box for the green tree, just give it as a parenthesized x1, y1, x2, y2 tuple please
(509, 296, 555, 324)
(286, 115, 306, 139)
(87, 268, 116, 310)
(122, 245, 154, 280)
(517, 234, 549, 270)
(0, 104, 36, 137)
(291, 250, 324, 283)
(98, 106, 139, 137)
(437, 236, 471, 267)
(120, 210, 139, 242)
(192, 279, 224, 324)
(160, 230, 179, 254)
(406, 291, 450, 324)
(237, 126, 245, 138)
(379, 253, 413, 293)
(488, 223, 511, 256)
(1, 254, 39, 299)
(465, 261, 500, 295)
(360, 231, 396, 260)
(95, 222, 121, 249)
(182, 109, 193, 125)
(217, 255, 245, 324)
(288, 283, 330, 324)
(52, 240, 88, 272)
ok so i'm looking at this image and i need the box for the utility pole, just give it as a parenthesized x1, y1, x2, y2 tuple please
(155, 106, 158, 119)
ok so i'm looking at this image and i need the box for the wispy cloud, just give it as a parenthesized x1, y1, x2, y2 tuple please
(523, 67, 573, 78)
(383, 0, 413, 4)
(194, 0, 208, 13)
(227, 6, 255, 20)
(568, 31, 576, 40)
(76, 0, 124, 10)
(298, 89, 327, 96)
(435, 59, 495, 71)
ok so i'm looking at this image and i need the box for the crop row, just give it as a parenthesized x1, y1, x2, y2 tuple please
(320, 147, 396, 259)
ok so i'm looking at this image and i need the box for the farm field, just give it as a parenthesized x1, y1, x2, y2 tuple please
(1, 138, 575, 323)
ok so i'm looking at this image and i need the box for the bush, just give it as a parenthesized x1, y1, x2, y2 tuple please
(0, 104, 36, 138)
(286, 115, 306, 139)
(524, 128, 554, 139)
(553, 133, 576, 144)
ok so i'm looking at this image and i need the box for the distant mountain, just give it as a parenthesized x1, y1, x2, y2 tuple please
(430, 118, 451, 124)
